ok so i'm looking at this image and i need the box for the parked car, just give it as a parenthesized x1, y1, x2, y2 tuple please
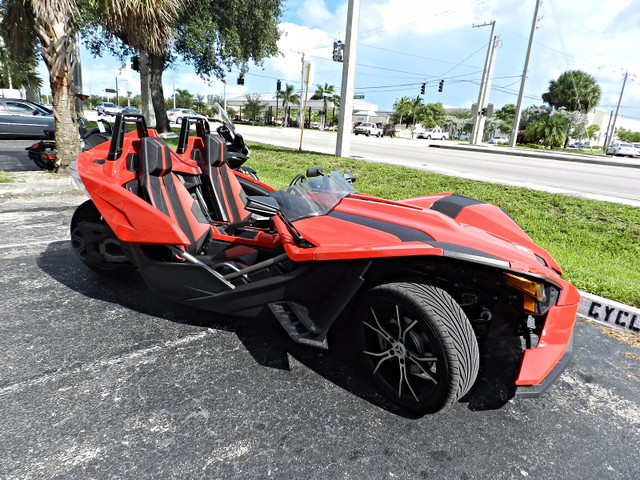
(632, 143, 640, 156)
(458, 132, 470, 140)
(417, 127, 448, 140)
(606, 143, 637, 157)
(167, 108, 207, 124)
(354, 122, 382, 137)
(488, 136, 509, 144)
(0, 98, 55, 138)
(121, 106, 141, 114)
(96, 102, 123, 116)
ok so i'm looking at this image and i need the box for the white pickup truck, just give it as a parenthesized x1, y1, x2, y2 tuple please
(354, 122, 383, 137)
(417, 127, 448, 140)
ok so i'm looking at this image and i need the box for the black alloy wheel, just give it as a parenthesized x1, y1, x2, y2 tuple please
(355, 281, 479, 413)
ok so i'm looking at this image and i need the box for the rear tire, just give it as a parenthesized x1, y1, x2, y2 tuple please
(354, 281, 479, 413)
(70, 200, 136, 277)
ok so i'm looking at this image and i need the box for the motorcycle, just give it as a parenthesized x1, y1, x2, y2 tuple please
(27, 117, 111, 171)
(69, 111, 580, 414)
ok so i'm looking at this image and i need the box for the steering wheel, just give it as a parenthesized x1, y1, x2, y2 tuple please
(286, 173, 307, 195)
(288, 173, 306, 187)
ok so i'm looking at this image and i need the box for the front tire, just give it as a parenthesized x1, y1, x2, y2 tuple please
(354, 282, 479, 414)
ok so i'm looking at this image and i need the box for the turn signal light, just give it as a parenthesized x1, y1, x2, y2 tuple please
(504, 273, 544, 301)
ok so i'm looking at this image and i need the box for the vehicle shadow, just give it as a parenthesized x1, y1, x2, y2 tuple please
(37, 242, 516, 417)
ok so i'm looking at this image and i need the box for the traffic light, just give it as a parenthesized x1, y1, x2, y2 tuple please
(131, 56, 140, 72)
(481, 107, 488, 116)
(332, 41, 344, 62)
(420, 83, 425, 95)
(277, 79, 281, 91)
(438, 79, 444, 92)
(237, 74, 245, 85)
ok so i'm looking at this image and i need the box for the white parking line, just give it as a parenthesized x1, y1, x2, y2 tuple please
(0, 239, 68, 250)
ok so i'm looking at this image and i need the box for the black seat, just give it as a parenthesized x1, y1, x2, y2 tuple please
(195, 134, 252, 225)
(138, 136, 212, 254)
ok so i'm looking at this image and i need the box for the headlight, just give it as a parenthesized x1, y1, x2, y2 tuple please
(504, 273, 558, 315)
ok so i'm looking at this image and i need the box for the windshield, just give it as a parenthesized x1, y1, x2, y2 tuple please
(212, 102, 235, 133)
(270, 171, 357, 221)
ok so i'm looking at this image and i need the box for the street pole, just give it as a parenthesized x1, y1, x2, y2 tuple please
(509, 0, 542, 147)
(606, 70, 628, 150)
(299, 61, 313, 151)
(336, 0, 361, 158)
(603, 110, 613, 149)
(470, 22, 495, 145)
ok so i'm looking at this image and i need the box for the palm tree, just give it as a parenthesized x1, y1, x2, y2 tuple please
(91, 0, 186, 133)
(524, 115, 567, 147)
(542, 70, 601, 114)
(1, 0, 81, 172)
(0, 0, 183, 171)
(277, 83, 299, 127)
(311, 83, 336, 129)
(393, 96, 413, 128)
(407, 96, 423, 137)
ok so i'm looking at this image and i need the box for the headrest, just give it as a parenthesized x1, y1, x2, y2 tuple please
(140, 137, 172, 177)
(205, 134, 227, 167)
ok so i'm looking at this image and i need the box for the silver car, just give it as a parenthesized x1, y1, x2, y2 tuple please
(96, 102, 123, 116)
(0, 98, 55, 138)
(606, 142, 637, 157)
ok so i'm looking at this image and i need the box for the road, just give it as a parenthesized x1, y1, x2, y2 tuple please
(0, 189, 638, 479)
(236, 125, 640, 207)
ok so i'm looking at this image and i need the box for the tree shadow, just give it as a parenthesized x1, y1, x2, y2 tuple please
(37, 241, 517, 417)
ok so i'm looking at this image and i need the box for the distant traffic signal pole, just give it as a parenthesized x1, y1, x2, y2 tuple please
(336, 0, 361, 158)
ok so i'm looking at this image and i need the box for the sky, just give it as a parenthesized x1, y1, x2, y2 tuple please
(40, 0, 640, 121)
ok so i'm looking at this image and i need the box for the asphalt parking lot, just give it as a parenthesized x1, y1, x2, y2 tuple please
(0, 190, 638, 479)
(1, 139, 639, 479)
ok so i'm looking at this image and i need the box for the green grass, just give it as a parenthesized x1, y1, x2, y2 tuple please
(246, 141, 640, 308)
(0, 171, 11, 183)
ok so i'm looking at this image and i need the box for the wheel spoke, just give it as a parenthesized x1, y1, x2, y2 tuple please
(364, 306, 396, 343)
(400, 319, 418, 344)
(406, 353, 438, 384)
(369, 351, 395, 376)
(397, 359, 419, 402)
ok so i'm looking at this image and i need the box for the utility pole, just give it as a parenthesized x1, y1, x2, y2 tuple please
(299, 52, 305, 131)
(509, 0, 543, 147)
(299, 61, 313, 151)
(470, 21, 496, 145)
(336, 0, 361, 158)
(605, 70, 628, 150)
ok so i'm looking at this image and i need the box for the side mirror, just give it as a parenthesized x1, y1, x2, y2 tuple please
(343, 170, 357, 184)
(245, 196, 280, 217)
(306, 166, 324, 177)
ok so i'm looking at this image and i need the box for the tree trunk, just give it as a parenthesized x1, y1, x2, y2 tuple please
(149, 53, 169, 133)
(139, 51, 156, 127)
(49, 70, 80, 173)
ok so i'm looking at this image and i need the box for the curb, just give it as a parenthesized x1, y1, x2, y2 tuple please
(578, 291, 640, 336)
(0, 172, 77, 195)
(429, 143, 640, 169)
